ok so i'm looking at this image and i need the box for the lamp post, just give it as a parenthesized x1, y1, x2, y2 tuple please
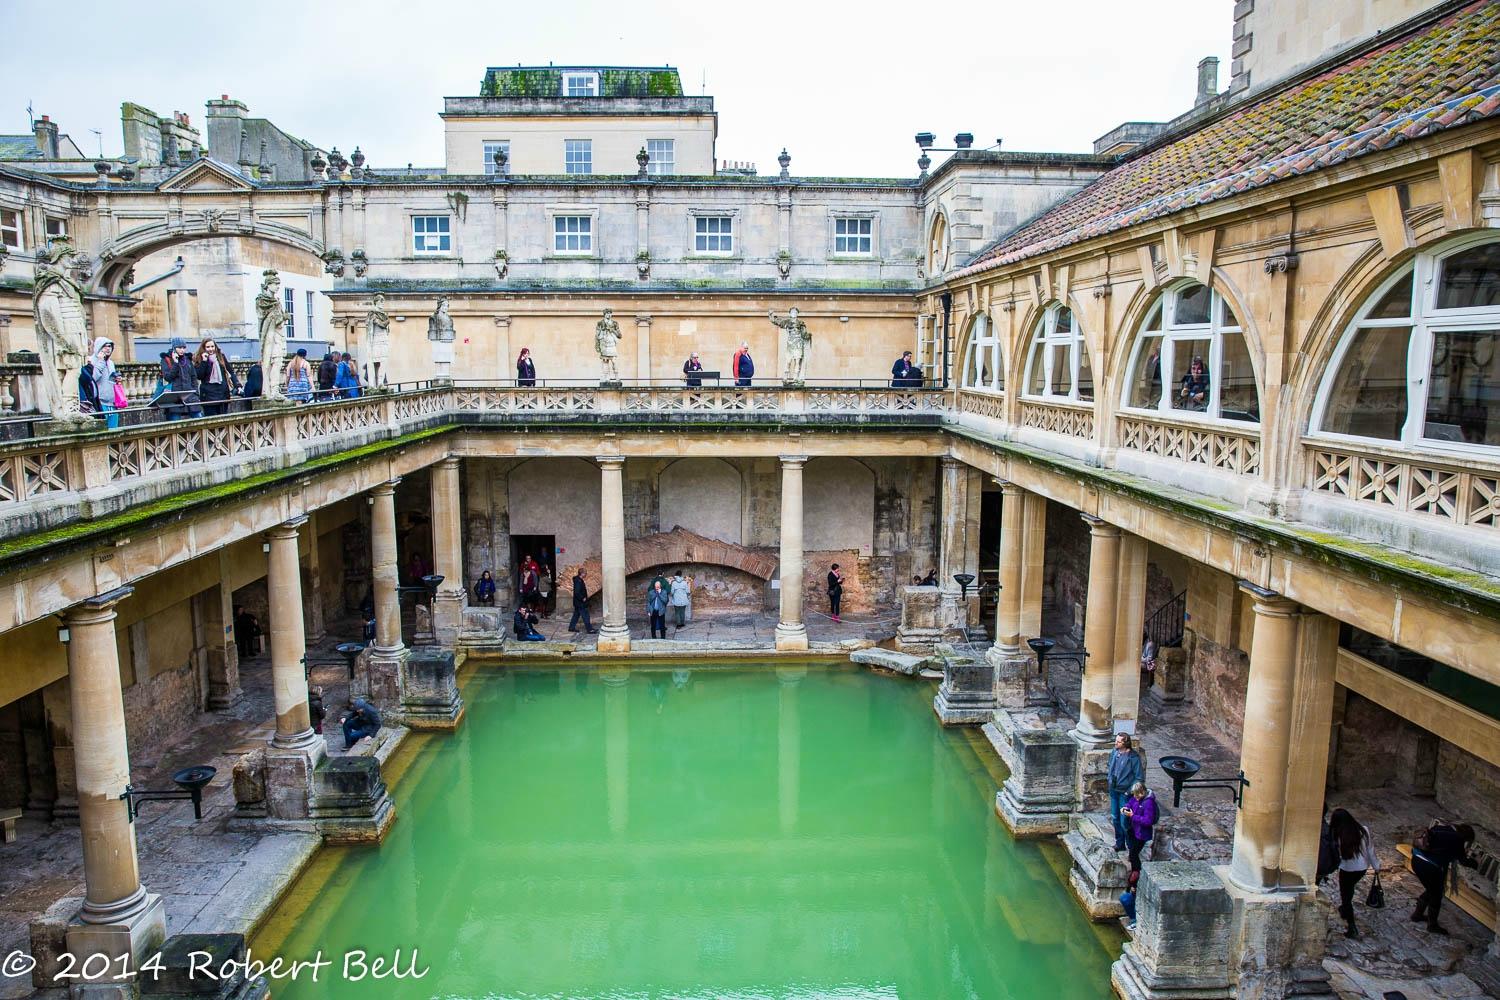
(1027, 636, 1087, 675)
(1159, 755, 1249, 808)
(120, 766, 217, 821)
(335, 641, 366, 680)
(952, 573, 975, 601)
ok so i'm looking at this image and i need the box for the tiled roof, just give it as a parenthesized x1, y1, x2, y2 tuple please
(0, 136, 41, 160)
(961, 0, 1500, 275)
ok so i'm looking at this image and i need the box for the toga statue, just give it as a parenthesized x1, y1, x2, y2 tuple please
(427, 297, 455, 342)
(595, 308, 621, 382)
(769, 307, 812, 383)
(254, 269, 289, 400)
(366, 293, 391, 386)
(32, 238, 92, 426)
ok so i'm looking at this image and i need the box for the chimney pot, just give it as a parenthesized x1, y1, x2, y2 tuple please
(221, 94, 228, 100)
(1195, 56, 1220, 107)
(41, 115, 49, 122)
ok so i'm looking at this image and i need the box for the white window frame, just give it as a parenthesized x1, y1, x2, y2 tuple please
(1022, 303, 1090, 402)
(646, 139, 675, 176)
(1119, 281, 1255, 424)
(961, 312, 1004, 392)
(411, 215, 452, 255)
(0, 208, 22, 251)
(833, 215, 875, 256)
(552, 214, 595, 256)
(44, 216, 67, 240)
(305, 290, 315, 337)
(1309, 233, 1500, 457)
(482, 140, 510, 176)
(690, 212, 735, 256)
(563, 71, 599, 97)
(282, 287, 295, 337)
(564, 139, 592, 175)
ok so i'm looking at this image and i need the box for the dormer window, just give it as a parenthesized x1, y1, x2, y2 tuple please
(563, 72, 599, 97)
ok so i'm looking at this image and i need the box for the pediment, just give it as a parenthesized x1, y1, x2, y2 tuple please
(156, 158, 256, 193)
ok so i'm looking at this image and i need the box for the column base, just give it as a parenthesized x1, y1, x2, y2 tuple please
(1062, 812, 1134, 920)
(311, 756, 396, 844)
(64, 893, 166, 991)
(206, 685, 244, 712)
(985, 645, 1034, 710)
(360, 644, 408, 709)
(270, 727, 321, 752)
(597, 623, 631, 655)
(400, 649, 465, 731)
(991, 722, 1079, 838)
(774, 621, 809, 652)
(1070, 733, 1115, 814)
(433, 590, 466, 647)
(932, 658, 997, 726)
(263, 740, 327, 821)
(148, 934, 270, 1000)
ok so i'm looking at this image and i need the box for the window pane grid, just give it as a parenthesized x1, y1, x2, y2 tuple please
(283, 288, 295, 336)
(412, 215, 451, 254)
(554, 216, 593, 253)
(646, 139, 674, 176)
(694, 216, 733, 254)
(1123, 283, 1260, 423)
(482, 141, 510, 176)
(834, 217, 873, 254)
(0, 209, 20, 250)
(564, 140, 592, 175)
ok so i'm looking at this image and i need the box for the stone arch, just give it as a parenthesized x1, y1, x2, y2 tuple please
(658, 458, 743, 544)
(805, 457, 875, 554)
(508, 457, 601, 568)
(93, 217, 326, 295)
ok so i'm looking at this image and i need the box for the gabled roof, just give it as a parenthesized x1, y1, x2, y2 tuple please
(155, 157, 256, 193)
(960, 0, 1500, 276)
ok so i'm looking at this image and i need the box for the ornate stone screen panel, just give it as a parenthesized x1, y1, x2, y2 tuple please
(1119, 414, 1261, 477)
(1018, 398, 1094, 441)
(1308, 442, 1500, 530)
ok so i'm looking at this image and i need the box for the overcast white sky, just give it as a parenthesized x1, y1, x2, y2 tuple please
(0, 0, 1232, 176)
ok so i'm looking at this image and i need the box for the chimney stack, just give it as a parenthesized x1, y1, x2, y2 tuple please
(33, 115, 59, 158)
(1195, 56, 1220, 107)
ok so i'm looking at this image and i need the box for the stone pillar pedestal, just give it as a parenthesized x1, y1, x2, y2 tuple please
(311, 756, 396, 844)
(62, 587, 168, 991)
(1144, 643, 1188, 708)
(775, 455, 808, 651)
(992, 724, 1078, 837)
(430, 457, 467, 646)
(985, 645, 1033, 710)
(1063, 811, 1134, 919)
(204, 557, 242, 710)
(1112, 861, 1235, 1000)
(932, 658, 997, 726)
(400, 649, 465, 730)
(597, 457, 631, 655)
(896, 585, 945, 652)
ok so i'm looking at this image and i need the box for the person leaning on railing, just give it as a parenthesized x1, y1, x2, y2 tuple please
(159, 338, 202, 420)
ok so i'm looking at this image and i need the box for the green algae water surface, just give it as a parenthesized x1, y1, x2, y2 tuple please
(253, 663, 1117, 999)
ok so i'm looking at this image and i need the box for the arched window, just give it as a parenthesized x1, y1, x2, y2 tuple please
(1023, 304, 1092, 402)
(927, 213, 950, 276)
(1122, 282, 1258, 422)
(961, 312, 1004, 392)
(1312, 238, 1500, 450)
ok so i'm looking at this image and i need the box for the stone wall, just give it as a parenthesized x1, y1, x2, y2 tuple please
(1435, 740, 1500, 834)
(1042, 500, 1090, 639)
(1185, 628, 1250, 743)
(123, 659, 202, 752)
(1330, 691, 1438, 793)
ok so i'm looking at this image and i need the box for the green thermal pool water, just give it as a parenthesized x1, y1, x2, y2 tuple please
(253, 663, 1119, 998)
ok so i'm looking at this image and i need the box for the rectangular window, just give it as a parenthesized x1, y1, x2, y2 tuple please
(694, 216, 733, 254)
(553, 215, 593, 254)
(834, 217, 872, 255)
(283, 288, 295, 337)
(482, 140, 510, 175)
(646, 139, 675, 176)
(563, 72, 598, 97)
(45, 217, 67, 240)
(412, 215, 451, 254)
(305, 290, 315, 337)
(564, 140, 592, 175)
(0, 209, 20, 250)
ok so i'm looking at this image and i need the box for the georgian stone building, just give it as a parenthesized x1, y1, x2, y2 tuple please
(0, 2, 1498, 998)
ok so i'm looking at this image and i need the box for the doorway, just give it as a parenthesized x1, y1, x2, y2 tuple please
(511, 534, 557, 615)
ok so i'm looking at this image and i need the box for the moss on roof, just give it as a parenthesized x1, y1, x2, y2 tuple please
(479, 67, 684, 98)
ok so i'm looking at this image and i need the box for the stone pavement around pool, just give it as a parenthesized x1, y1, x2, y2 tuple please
(1040, 638, 1500, 1000)
(497, 604, 895, 655)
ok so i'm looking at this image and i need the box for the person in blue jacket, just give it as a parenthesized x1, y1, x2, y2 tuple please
(334, 352, 362, 398)
(1107, 732, 1145, 852)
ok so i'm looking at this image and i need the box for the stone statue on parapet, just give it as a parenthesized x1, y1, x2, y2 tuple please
(32, 238, 92, 426)
(366, 293, 391, 386)
(595, 308, 622, 382)
(427, 297, 455, 342)
(254, 269, 289, 400)
(768, 307, 812, 383)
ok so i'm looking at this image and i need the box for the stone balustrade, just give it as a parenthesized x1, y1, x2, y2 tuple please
(1119, 412, 1262, 478)
(1308, 439, 1500, 531)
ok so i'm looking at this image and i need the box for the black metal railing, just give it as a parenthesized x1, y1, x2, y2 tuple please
(1145, 590, 1187, 650)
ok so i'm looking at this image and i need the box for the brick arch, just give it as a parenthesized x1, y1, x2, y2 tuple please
(566, 527, 778, 590)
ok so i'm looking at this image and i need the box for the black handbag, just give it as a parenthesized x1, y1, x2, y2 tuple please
(1366, 871, 1385, 909)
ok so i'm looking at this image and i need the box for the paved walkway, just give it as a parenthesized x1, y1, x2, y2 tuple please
(502, 604, 898, 654)
(1038, 637, 1500, 1000)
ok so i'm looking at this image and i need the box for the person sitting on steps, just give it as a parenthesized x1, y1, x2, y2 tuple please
(341, 697, 381, 751)
(513, 605, 546, 641)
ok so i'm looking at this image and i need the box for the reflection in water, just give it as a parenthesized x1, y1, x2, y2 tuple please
(255, 664, 1117, 999)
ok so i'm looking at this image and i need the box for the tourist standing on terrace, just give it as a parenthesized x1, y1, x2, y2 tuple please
(1326, 807, 1379, 939)
(335, 352, 362, 398)
(732, 343, 754, 386)
(890, 351, 921, 387)
(827, 563, 845, 622)
(683, 352, 704, 386)
(79, 337, 121, 429)
(317, 352, 338, 397)
(195, 338, 241, 415)
(670, 570, 691, 629)
(160, 337, 202, 419)
(516, 347, 537, 386)
(569, 568, 596, 634)
(1121, 781, 1158, 872)
(285, 348, 313, 402)
(1107, 732, 1144, 852)
(647, 579, 670, 638)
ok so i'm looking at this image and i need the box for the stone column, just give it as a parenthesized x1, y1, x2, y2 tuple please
(63, 587, 167, 973)
(366, 479, 408, 706)
(203, 557, 241, 710)
(1109, 534, 1149, 731)
(1229, 584, 1339, 893)
(597, 457, 631, 654)
(987, 480, 1031, 708)
(430, 457, 467, 645)
(1019, 492, 1047, 645)
(302, 512, 327, 645)
(937, 457, 972, 634)
(775, 455, 809, 651)
(267, 517, 316, 750)
(1072, 516, 1121, 749)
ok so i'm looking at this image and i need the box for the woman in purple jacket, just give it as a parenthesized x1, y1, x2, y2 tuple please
(1120, 781, 1159, 873)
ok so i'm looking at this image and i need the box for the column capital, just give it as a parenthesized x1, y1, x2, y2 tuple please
(437, 456, 462, 471)
(940, 455, 965, 470)
(779, 454, 808, 468)
(1080, 513, 1121, 537)
(635, 315, 652, 327)
(596, 455, 626, 470)
(1237, 580, 1300, 617)
(994, 477, 1024, 496)
(66, 585, 135, 623)
(369, 478, 400, 497)
(268, 515, 308, 539)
